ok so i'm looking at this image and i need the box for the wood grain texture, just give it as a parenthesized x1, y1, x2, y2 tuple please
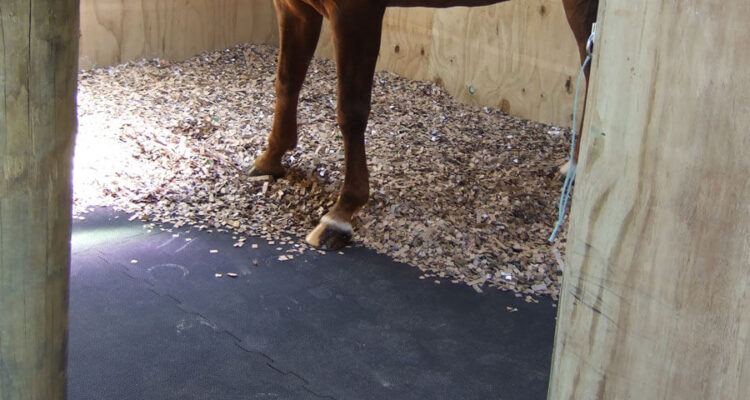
(315, 2, 580, 126)
(429, 1, 580, 125)
(79, 0, 278, 69)
(549, 0, 750, 398)
(314, 8, 436, 82)
(0, 1, 79, 399)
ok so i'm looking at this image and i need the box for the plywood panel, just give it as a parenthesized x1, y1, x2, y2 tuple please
(429, 1, 580, 125)
(313, 17, 335, 60)
(79, 0, 278, 69)
(377, 8, 436, 82)
(549, 0, 750, 398)
(315, 8, 435, 82)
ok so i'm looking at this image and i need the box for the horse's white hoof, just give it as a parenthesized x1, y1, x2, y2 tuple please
(305, 215, 353, 250)
(558, 162, 576, 179)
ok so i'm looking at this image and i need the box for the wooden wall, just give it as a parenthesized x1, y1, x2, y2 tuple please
(80, 0, 581, 126)
(79, 0, 278, 69)
(549, 0, 750, 398)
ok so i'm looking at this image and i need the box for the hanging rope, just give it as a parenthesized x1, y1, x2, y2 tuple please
(549, 24, 596, 243)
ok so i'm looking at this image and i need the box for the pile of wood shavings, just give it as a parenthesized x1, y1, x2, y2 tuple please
(74, 44, 571, 301)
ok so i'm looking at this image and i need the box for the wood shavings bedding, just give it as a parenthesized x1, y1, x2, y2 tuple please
(74, 44, 571, 301)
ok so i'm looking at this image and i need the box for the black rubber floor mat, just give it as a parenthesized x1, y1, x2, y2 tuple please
(68, 207, 556, 399)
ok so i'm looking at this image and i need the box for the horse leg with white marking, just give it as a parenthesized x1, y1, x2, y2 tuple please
(305, 3, 387, 249)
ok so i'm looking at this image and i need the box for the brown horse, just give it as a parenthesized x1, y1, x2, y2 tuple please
(250, 0, 599, 249)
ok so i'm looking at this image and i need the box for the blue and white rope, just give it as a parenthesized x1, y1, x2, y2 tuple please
(549, 25, 596, 243)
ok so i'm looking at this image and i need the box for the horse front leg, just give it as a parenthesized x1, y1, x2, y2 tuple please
(251, 0, 323, 178)
(305, 5, 386, 249)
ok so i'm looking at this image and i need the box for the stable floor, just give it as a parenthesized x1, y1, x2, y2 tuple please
(68, 208, 556, 400)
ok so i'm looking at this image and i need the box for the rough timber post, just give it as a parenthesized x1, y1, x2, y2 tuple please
(549, 0, 750, 398)
(0, 1, 79, 399)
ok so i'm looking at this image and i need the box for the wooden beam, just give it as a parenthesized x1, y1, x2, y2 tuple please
(0, 1, 79, 399)
(549, 0, 750, 398)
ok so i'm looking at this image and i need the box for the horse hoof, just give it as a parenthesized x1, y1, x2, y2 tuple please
(305, 216, 353, 250)
(249, 165, 284, 179)
(558, 162, 576, 179)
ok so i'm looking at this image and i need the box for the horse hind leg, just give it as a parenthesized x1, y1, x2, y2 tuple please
(305, 4, 386, 249)
(559, 0, 599, 176)
(251, 0, 323, 178)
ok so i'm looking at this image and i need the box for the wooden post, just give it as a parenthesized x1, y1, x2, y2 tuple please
(0, 1, 79, 399)
(549, 0, 750, 398)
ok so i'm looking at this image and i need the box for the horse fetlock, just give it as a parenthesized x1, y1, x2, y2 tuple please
(305, 215, 353, 250)
(337, 189, 369, 211)
(337, 104, 370, 130)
